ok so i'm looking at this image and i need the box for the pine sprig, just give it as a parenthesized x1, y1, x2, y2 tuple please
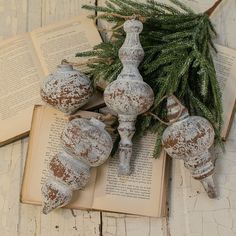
(77, 0, 223, 157)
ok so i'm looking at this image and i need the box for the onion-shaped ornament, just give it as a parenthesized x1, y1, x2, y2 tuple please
(162, 96, 216, 198)
(104, 19, 154, 175)
(42, 117, 113, 214)
(40, 61, 93, 114)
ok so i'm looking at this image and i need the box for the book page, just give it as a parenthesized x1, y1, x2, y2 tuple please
(92, 134, 167, 217)
(214, 44, 236, 140)
(0, 16, 103, 146)
(0, 34, 44, 145)
(21, 105, 101, 209)
(30, 15, 102, 75)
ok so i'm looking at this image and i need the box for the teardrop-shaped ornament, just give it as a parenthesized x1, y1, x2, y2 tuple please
(162, 96, 217, 198)
(41, 117, 113, 214)
(104, 19, 154, 175)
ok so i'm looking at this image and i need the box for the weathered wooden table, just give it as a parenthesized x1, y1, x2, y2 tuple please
(0, 0, 236, 235)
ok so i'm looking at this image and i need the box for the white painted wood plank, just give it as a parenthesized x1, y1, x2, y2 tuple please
(27, 0, 43, 31)
(170, 137, 236, 236)
(0, 0, 235, 235)
(168, 1, 236, 234)
(42, 0, 95, 25)
(0, 1, 101, 235)
(0, 0, 28, 39)
(102, 213, 167, 236)
(168, 160, 187, 236)
(18, 140, 101, 235)
(18, 1, 101, 235)
(0, 140, 25, 236)
(39, 210, 101, 236)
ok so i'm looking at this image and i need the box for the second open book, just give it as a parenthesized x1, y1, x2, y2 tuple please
(21, 105, 169, 217)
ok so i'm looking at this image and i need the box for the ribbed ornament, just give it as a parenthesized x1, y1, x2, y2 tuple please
(42, 117, 113, 214)
(104, 19, 154, 175)
(162, 96, 217, 198)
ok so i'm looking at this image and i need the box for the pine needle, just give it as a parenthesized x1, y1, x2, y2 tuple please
(77, 0, 223, 155)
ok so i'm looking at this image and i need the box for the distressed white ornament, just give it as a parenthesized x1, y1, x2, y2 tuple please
(104, 19, 154, 175)
(41, 117, 113, 214)
(40, 62, 93, 114)
(162, 96, 217, 198)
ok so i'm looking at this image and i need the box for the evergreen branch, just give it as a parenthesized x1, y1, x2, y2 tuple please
(147, 1, 183, 15)
(169, 0, 195, 14)
(77, 0, 223, 155)
(162, 30, 193, 41)
(104, 1, 116, 10)
(161, 42, 193, 53)
(188, 88, 215, 124)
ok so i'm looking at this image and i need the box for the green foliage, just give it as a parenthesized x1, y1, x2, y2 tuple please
(77, 0, 223, 157)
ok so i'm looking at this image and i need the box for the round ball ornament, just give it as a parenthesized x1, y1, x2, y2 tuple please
(104, 19, 154, 175)
(41, 117, 113, 214)
(162, 96, 216, 198)
(40, 62, 93, 114)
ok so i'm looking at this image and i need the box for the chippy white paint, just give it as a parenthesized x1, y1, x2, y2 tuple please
(162, 96, 216, 198)
(104, 19, 154, 175)
(40, 63, 93, 114)
(0, 0, 235, 235)
(42, 117, 113, 214)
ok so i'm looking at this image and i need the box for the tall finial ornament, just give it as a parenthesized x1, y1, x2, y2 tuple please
(162, 96, 217, 198)
(104, 19, 154, 175)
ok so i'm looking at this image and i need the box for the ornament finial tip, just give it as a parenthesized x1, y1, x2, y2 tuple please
(42, 205, 53, 215)
(200, 175, 217, 199)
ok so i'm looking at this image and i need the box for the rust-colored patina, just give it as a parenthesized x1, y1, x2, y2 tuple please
(104, 19, 154, 175)
(162, 96, 217, 198)
(40, 63, 93, 114)
(41, 117, 113, 214)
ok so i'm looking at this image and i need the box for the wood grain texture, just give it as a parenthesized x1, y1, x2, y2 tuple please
(0, 1, 101, 235)
(0, 0, 235, 235)
(27, 0, 42, 31)
(0, 0, 27, 40)
(102, 213, 167, 236)
(0, 140, 24, 235)
(41, 0, 95, 25)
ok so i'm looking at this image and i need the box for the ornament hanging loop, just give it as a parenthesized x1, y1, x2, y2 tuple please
(93, 12, 146, 33)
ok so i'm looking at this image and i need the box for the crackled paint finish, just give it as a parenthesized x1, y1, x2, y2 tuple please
(104, 19, 154, 175)
(42, 118, 113, 214)
(162, 96, 216, 198)
(42, 177, 73, 214)
(40, 64, 93, 114)
(61, 118, 113, 167)
(49, 152, 91, 191)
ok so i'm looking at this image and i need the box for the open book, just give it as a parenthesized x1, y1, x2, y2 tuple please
(214, 44, 236, 140)
(0, 15, 104, 146)
(21, 105, 169, 217)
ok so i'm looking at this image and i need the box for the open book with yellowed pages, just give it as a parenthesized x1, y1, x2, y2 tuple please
(214, 44, 236, 140)
(21, 105, 169, 217)
(0, 15, 104, 146)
